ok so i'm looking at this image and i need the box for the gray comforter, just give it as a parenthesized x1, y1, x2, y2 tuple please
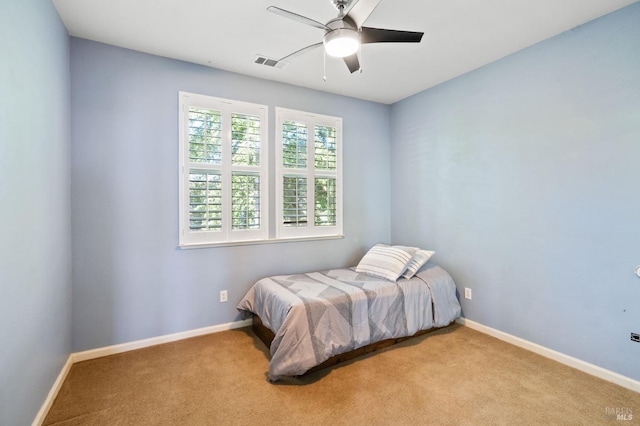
(237, 264, 461, 381)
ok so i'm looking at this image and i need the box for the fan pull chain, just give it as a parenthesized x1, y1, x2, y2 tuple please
(323, 49, 327, 82)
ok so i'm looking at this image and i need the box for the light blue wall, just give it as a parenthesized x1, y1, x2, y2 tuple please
(390, 3, 640, 380)
(70, 38, 391, 351)
(0, 0, 72, 424)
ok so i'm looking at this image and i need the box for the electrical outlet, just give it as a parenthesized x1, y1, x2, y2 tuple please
(631, 333, 640, 343)
(464, 287, 472, 300)
(220, 290, 228, 303)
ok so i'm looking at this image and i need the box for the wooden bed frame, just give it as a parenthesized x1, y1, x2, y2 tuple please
(252, 314, 442, 376)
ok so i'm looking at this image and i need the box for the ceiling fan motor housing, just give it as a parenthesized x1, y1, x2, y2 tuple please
(323, 16, 360, 57)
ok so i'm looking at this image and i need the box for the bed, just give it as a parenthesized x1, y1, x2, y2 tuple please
(237, 253, 461, 381)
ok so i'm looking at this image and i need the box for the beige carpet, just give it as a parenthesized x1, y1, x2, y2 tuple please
(44, 324, 639, 425)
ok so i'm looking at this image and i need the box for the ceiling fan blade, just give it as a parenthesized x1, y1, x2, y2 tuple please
(360, 27, 424, 44)
(345, 0, 381, 28)
(267, 6, 329, 30)
(343, 53, 360, 74)
(279, 42, 323, 62)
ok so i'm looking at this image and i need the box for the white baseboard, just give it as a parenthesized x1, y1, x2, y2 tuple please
(73, 318, 253, 362)
(72, 319, 251, 362)
(32, 355, 74, 426)
(456, 317, 640, 394)
(33, 318, 252, 425)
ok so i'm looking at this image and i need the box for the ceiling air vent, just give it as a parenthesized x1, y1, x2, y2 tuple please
(254, 55, 288, 69)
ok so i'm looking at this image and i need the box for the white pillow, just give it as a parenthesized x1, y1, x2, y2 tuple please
(355, 244, 416, 282)
(402, 249, 436, 279)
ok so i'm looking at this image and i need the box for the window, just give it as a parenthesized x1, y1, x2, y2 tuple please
(276, 108, 343, 239)
(179, 92, 268, 246)
(179, 95, 342, 247)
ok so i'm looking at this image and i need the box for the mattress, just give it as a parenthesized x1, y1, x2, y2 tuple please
(237, 263, 461, 381)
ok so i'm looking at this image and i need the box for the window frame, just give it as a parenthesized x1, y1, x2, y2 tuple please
(275, 107, 343, 240)
(178, 91, 268, 247)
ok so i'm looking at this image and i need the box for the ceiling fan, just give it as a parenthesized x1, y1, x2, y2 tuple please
(267, 0, 424, 73)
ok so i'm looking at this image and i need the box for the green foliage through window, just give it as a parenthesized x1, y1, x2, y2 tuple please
(188, 108, 222, 164)
(314, 125, 337, 170)
(232, 173, 261, 230)
(315, 178, 336, 226)
(282, 120, 307, 168)
(232, 113, 261, 166)
(189, 171, 222, 231)
(283, 176, 307, 227)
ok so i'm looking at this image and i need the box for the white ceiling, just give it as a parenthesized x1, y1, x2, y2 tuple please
(52, 0, 637, 104)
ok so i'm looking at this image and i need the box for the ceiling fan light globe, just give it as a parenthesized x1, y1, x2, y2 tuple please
(323, 28, 360, 57)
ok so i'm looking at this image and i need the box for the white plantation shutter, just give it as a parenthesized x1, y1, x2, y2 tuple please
(314, 177, 337, 226)
(282, 175, 308, 227)
(282, 120, 307, 169)
(188, 108, 222, 164)
(179, 94, 342, 247)
(188, 171, 222, 231)
(276, 107, 343, 239)
(231, 172, 261, 230)
(179, 92, 268, 246)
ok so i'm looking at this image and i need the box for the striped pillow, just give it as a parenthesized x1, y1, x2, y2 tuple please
(355, 244, 416, 282)
(401, 249, 436, 279)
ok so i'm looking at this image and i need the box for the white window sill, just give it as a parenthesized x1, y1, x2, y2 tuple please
(178, 234, 344, 249)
